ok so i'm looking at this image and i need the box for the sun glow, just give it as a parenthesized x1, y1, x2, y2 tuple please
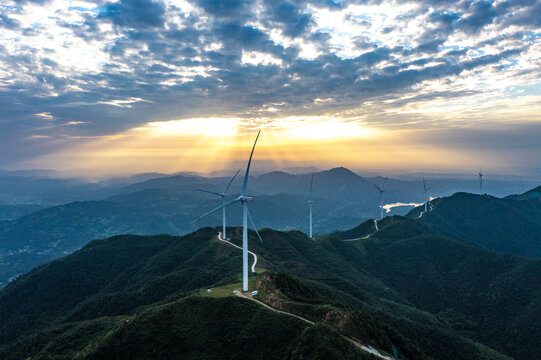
(23, 116, 388, 175)
(136, 117, 242, 137)
(22, 115, 512, 177)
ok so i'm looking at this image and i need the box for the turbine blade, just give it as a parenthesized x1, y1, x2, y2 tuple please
(247, 207, 263, 243)
(382, 176, 388, 189)
(223, 169, 241, 194)
(309, 174, 314, 200)
(197, 189, 223, 197)
(241, 130, 261, 196)
(373, 183, 382, 192)
(193, 197, 241, 223)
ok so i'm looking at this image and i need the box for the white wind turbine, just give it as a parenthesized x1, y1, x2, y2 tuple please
(373, 177, 388, 220)
(307, 174, 314, 239)
(478, 168, 484, 195)
(194, 131, 263, 292)
(197, 169, 240, 241)
(423, 178, 430, 212)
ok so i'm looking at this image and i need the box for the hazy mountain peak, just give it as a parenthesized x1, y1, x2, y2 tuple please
(320, 167, 360, 178)
(517, 185, 541, 200)
(257, 170, 291, 178)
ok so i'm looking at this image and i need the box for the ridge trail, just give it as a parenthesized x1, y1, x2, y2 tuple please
(235, 292, 393, 360)
(216, 229, 393, 358)
(417, 200, 434, 219)
(217, 232, 257, 273)
(343, 219, 380, 242)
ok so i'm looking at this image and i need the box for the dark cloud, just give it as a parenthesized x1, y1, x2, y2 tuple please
(0, 0, 539, 169)
(0, 14, 20, 29)
(457, 1, 497, 34)
(263, 1, 314, 37)
(98, 0, 166, 28)
(414, 10, 459, 54)
(197, 0, 252, 18)
(355, 47, 392, 67)
(411, 122, 541, 151)
(11, 0, 52, 4)
(501, 0, 541, 27)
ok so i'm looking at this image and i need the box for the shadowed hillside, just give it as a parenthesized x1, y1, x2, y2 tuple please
(407, 191, 541, 258)
(1, 219, 538, 359)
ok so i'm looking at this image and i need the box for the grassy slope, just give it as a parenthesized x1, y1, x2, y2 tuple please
(407, 192, 541, 258)
(1, 221, 537, 359)
(2, 295, 380, 360)
(0, 188, 363, 287)
(346, 216, 541, 360)
(83, 296, 379, 360)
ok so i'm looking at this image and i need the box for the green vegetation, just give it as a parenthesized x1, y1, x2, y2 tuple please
(407, 191, 541, 258)
(81, 296, 378, 360)
(0, 187, 367, 287)
(1, 191, 540, 359)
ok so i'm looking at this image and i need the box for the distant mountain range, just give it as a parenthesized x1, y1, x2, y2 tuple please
(0, 167, 537, 207)
(1, 214, 539, 359)
(0, 202, 43, 221)
(0, 167, 539, 287)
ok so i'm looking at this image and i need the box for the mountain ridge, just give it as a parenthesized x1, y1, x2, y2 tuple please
(1, 216, 539, 359)
(407, 191, 541, 258)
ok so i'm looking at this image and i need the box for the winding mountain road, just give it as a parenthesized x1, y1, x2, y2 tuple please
(417, 200, 434, 219)
(215, 230, 392, 358)
(236, 291, 314, 324)
(235, 292, 393, 360)
(217, 232, 258, 273)
(344, 199, 436, 242)
(343, 219, 380, 242)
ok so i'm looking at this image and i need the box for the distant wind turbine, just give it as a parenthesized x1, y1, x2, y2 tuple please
(373, 177, 388, 220)
(479, 168, 484, 195)
(197, 169, 240, 241)
(194, 131, 263, 292)
(422, 178, 430, 212)
(307, 174, 314, 239)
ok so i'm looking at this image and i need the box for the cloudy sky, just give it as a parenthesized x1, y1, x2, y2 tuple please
(1, 0, 540, 176)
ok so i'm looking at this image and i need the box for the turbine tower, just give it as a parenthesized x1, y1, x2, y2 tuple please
(373, 177, 388, 220)
(194, 131, 262, 292)
(422, 178, 430, 212)
(197, 169, 240, 241)
(479, 168, 484, 195)
(307, 174, 314, 239)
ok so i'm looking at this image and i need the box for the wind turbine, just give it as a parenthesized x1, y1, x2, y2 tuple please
(193, 131, 263, 292)
(422, 178, 430, 212)
(197, 169, 240, 241)
(478, 168, 484, 195)
(373, 177, 388, 220)
(307, 174, 314, 239)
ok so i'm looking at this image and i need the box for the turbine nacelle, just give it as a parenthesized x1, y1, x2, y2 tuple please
(239, 195, 254, 202)
(373, 177, 388, 220)
(478, 168, 484, 195)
